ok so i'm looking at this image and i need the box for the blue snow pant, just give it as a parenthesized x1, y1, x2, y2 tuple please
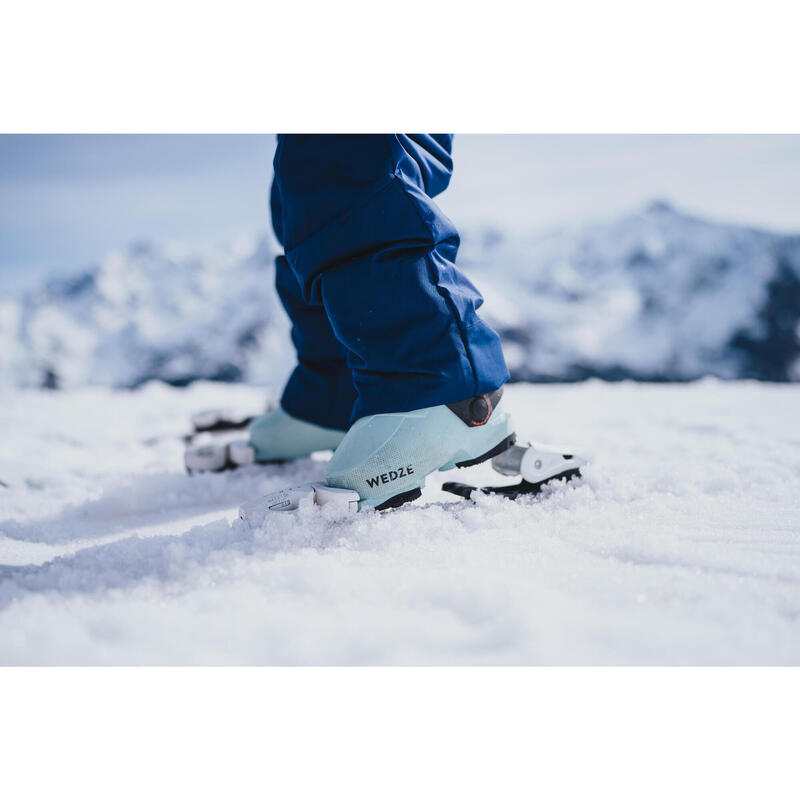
(271, 134, 509, 431)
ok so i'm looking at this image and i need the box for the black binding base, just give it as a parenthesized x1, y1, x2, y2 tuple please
(186, 456, 286, 476)
(194, 415, 255, 435)
(442, 467, 582, 501)
(183, 415, 257, 444)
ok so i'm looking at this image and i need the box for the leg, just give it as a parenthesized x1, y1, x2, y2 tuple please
(273, 134, 509, 424)
(270, 176, 356, 431)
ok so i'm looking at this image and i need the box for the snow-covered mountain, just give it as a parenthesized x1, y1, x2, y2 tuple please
(461, 201, 800, 382)
(2, 201, 799, 388)
(0, 237, 292, 389)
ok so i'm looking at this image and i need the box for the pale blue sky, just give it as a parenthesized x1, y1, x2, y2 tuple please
(2, 135, 800, 295)
(0, 135, 274, 293)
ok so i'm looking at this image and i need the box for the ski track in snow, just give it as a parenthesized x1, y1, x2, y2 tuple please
(0, 380, 799, 665)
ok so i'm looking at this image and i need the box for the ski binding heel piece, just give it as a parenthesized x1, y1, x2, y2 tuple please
(442, 441, 587, 500)
(239, 482, 360, 523)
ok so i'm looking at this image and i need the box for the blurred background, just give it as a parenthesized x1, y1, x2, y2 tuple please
(1, 134, 799, 389)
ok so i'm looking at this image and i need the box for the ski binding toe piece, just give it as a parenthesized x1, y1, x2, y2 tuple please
(442, 441, 587, 500)
(239, 482, 360, 523)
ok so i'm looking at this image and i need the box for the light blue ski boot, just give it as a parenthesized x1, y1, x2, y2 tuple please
(248, 406, 346, 462)
(325, 388, 515, 510)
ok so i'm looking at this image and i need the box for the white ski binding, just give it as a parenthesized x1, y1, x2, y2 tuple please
(442, 441, 587, 500)
(182, 406, 268, 445)
(184, 405, 276, 472)
(239, 482, 360, 524)
(185, 439, 256, 474)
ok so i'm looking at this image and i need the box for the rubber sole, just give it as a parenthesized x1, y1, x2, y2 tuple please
(374, 488, 423, 511)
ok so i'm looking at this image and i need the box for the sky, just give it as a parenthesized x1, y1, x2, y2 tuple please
(2, 134, 800, 295)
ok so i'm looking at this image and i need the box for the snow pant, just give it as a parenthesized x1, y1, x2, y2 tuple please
(270, 134, 509, 431)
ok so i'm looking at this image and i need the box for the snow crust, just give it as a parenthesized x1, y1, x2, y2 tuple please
(1, 380, 798, 665)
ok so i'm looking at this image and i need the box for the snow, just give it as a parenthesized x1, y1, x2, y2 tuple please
(1, 380, 798, 665)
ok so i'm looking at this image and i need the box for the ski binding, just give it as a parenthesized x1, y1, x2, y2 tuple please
(442, 441, 586, 500)
(185, 439, 255, 474)
(191, 408, 257, 435)
(182, 406, 269, 445)
(239, 482, 360, 523)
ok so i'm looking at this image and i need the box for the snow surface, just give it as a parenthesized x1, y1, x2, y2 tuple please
(1, 380, 798, 665)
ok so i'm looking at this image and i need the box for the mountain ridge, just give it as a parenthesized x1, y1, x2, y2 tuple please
(1, 201, 798, 388)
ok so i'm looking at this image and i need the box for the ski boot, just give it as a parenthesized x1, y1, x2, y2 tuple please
(236, 389, 589, 521)
(184, 406, 346, 474)
(325, 388, 515, 510)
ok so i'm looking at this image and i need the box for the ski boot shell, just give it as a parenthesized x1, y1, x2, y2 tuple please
(248, 406, 346, 462)
(325, 388, 515, 510)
